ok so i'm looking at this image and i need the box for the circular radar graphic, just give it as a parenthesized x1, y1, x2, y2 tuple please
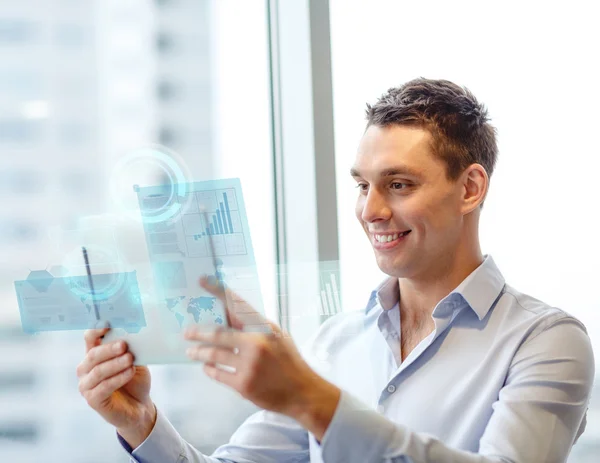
(109, 145, 193, 224)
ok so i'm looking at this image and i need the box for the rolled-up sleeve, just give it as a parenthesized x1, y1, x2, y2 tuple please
(317, 318, 595, 463)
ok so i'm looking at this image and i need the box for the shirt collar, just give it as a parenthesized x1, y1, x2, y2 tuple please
(450, 254, 505, 320)
(362, 280, 398, 344)
(365, 254, 505, 321)
(363, 276, 399, 314)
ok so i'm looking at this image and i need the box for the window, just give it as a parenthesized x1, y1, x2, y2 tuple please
(155, 31, 175, 54)
(0, 169, 43, 194)
(157, 126, 177, 146)
(0, 1, 275, 461)
(0, 372, 36, 392)
(0, 423, 38, 443)
(0, 20, 36, 44)
(0, 73, 42, 99)
(156, 80, 179, 101)
(0, 119, 41, 143)
(330, 1, 600, 461)
(0, 220, 38, 242)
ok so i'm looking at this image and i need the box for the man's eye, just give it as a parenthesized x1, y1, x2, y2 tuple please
(355, 183, 368, 192)
(391, 182, 408, 190)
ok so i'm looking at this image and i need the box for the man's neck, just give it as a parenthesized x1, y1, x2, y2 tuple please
(398, 250, 484, 320)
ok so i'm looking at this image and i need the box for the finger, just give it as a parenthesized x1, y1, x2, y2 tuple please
(77, 341, 126, 377)
(199, 276, 241, 329)
(223, 295, 281, 334)
(199, 277, 281, 334)
(79, 352, 134, 393)
(84, 366, 136, 409)
(184, 325, 244, 349)
(199, 276, 264, 329)
(203, 362, 236, 388)
(84, 327, 111, 353)
(186, 345, 240, 368)
(199, 275, 226, 299)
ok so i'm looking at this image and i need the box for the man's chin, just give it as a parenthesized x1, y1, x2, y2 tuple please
(375, 256, 412, 278)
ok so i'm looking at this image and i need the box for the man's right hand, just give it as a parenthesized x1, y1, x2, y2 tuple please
(77, 327, 157, 449)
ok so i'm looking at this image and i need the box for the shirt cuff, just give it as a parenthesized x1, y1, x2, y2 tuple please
(319, 390, 399, 463)
(117, 409, 186, 463)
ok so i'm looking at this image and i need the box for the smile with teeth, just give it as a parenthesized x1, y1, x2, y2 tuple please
(374, 231, 411, 242)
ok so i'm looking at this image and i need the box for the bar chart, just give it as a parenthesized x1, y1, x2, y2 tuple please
(198, 190, 236, 236)
(184, 189, 241, 236)
(318, 267, 342, 317)
(181, 188, 247, 257)
(274, 261, 343, 319)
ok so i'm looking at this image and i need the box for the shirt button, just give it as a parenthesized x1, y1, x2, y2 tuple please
(387, 384, 396, 393)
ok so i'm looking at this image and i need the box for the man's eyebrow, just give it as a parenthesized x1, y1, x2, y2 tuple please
(350, 166, 423, 178)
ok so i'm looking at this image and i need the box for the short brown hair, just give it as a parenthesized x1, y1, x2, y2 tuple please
(366, 78, 498, 182)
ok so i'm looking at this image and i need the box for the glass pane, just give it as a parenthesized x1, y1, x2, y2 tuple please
(0, 0, 275, 461)
(330, 1, 599, 460)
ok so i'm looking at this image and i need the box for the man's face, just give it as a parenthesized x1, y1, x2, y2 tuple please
(351, 124, 466, 279)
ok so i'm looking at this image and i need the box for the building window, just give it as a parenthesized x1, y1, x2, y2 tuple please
(158, 126, 177, 146)
(155, 31, 175, 54)
(155, 0, 176, 7)
(0, 119, 41, 143)
(157, 80, 179, 101)
(0, 73, 43, 99)
(0, 169, 43, 194)
(0, 372, 36, 393)
(0, 220, 38, 242)
(0, 20, 37, 44)
(0, 423, 39, 443)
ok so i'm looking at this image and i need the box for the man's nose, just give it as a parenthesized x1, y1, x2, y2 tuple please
(361, 189, 391, 223)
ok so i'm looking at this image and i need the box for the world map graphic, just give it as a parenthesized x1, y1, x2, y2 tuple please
(165, 295, 224, 327)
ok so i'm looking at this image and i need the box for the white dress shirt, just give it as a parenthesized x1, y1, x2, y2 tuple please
(120, 255, 595, 462)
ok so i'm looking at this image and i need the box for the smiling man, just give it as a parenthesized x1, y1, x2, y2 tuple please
(78, 78, 594, 463)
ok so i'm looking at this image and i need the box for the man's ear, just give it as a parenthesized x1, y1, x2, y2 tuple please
(461, 163, 488, 214)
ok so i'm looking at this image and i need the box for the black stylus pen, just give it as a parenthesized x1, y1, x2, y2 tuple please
(203, 210, 232, 328)
(81, 246, 101, 322)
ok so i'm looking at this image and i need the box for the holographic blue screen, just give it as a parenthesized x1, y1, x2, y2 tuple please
(15, 271, 145, 333)
(12, 174, 263, 354)
(135, 178, 264, 331)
